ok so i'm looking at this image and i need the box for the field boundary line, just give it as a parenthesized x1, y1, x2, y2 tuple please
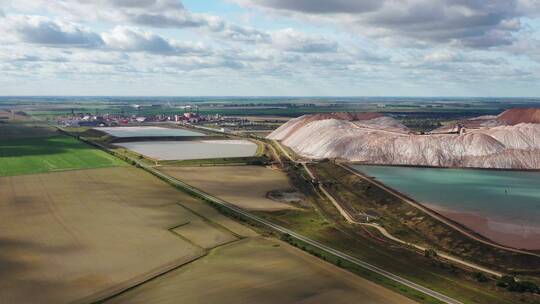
(79, 253, 206, 304)
(89, 236, 251, 304)
(175, 201, 248, 240)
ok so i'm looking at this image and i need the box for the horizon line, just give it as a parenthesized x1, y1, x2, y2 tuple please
(1, 95, 540, 99)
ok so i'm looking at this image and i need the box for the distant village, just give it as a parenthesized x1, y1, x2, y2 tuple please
(58, 112, 222, 127)
(53, 106, 280, 135)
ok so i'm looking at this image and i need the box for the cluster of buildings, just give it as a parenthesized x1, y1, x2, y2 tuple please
(57, 112, 221, 127)
(173, 112, 215, 124)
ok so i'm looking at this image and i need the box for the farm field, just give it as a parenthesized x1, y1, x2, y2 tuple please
(0, 166, 222, 303)
(173, 193, 259, 238)
(117, 140, 257, 160)
(0, 124, 57, 139)
(97, 126, 205, 137)
(105, 237, 415, 304)
(0, 109, 32, 122)
(171, 218, 238, 249)
(0, 164, 416, 304)
(0, 135, 126, 176)
(160, 165, 298, 210)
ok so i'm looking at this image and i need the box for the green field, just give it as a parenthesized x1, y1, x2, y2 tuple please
(0, 135, 126, 176)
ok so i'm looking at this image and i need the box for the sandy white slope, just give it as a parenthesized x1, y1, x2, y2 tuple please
(268, 113, 540, 169)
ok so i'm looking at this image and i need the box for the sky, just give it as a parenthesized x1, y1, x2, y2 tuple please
(1, 0, 540, 97)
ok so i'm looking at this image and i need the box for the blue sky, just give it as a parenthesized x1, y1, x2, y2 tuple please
(0, 0, 539, 96)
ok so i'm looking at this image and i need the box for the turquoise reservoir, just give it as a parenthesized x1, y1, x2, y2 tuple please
(352, 165, 540, 249)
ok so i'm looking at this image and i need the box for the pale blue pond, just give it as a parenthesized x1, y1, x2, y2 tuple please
(117, 140, 257, 160)
(97, 126, 205, 137)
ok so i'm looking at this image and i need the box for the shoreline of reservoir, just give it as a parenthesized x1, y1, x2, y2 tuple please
(352, 164, 540, 251)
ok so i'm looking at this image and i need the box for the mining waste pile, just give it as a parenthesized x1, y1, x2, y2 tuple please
(498, 108, 540, 125)
(268, 109, 540, 169)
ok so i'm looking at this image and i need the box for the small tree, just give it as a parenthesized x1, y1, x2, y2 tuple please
(424, 248, 437, 258)
(473, 272, 488, 283)
(498, 276, 540, 293)
(497, 275, 515, 288)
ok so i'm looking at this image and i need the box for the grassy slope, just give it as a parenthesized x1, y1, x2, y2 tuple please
(255, 208, 537, 304)
(0, 135, 126, 176)
(311, 162, 540, 274)
(157, 156, 269, 166)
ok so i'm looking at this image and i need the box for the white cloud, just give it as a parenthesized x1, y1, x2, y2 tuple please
(271, 28, 337, 53)
(101, 26, 207, 55)
(4, 0, 270, 43)
(214, 22, 271, 43)
(238, 0, 540, 49)
(0, 15, 209, 55)
(0, 0, 539, 96)
(1, 15, 103, 47)
(238, 0, 382, 14)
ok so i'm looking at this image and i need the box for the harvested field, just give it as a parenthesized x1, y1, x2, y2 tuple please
(116, 140, 257, 160)
(160, 165, 297, 211)
(106, 237, 415, 304)
(0, 167, 243, 303)
(0, 109, 32, 121)
(0, 135, 126, 176)
(175, 194, 259, 238)
(0, 124, 57, 139)
(172, 218, 238, 249)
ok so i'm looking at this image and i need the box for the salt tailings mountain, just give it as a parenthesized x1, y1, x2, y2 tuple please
(268, 109, 540, 169)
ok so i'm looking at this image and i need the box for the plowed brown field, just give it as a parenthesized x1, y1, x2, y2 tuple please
(0, 167, 238, 303)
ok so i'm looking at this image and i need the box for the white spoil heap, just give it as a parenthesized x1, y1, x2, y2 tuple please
(268, 112, 540, 169)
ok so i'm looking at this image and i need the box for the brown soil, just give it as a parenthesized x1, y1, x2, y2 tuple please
(0, 167, 234, 303)
(498, 108, 540, 124)
(105, 237, 416, 304)
(159, 165, 298, 211)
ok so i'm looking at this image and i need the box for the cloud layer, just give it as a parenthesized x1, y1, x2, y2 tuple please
(4, 15, 103, 47)
(239, 0, 539, 48)
(0, 0, 539, 96)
